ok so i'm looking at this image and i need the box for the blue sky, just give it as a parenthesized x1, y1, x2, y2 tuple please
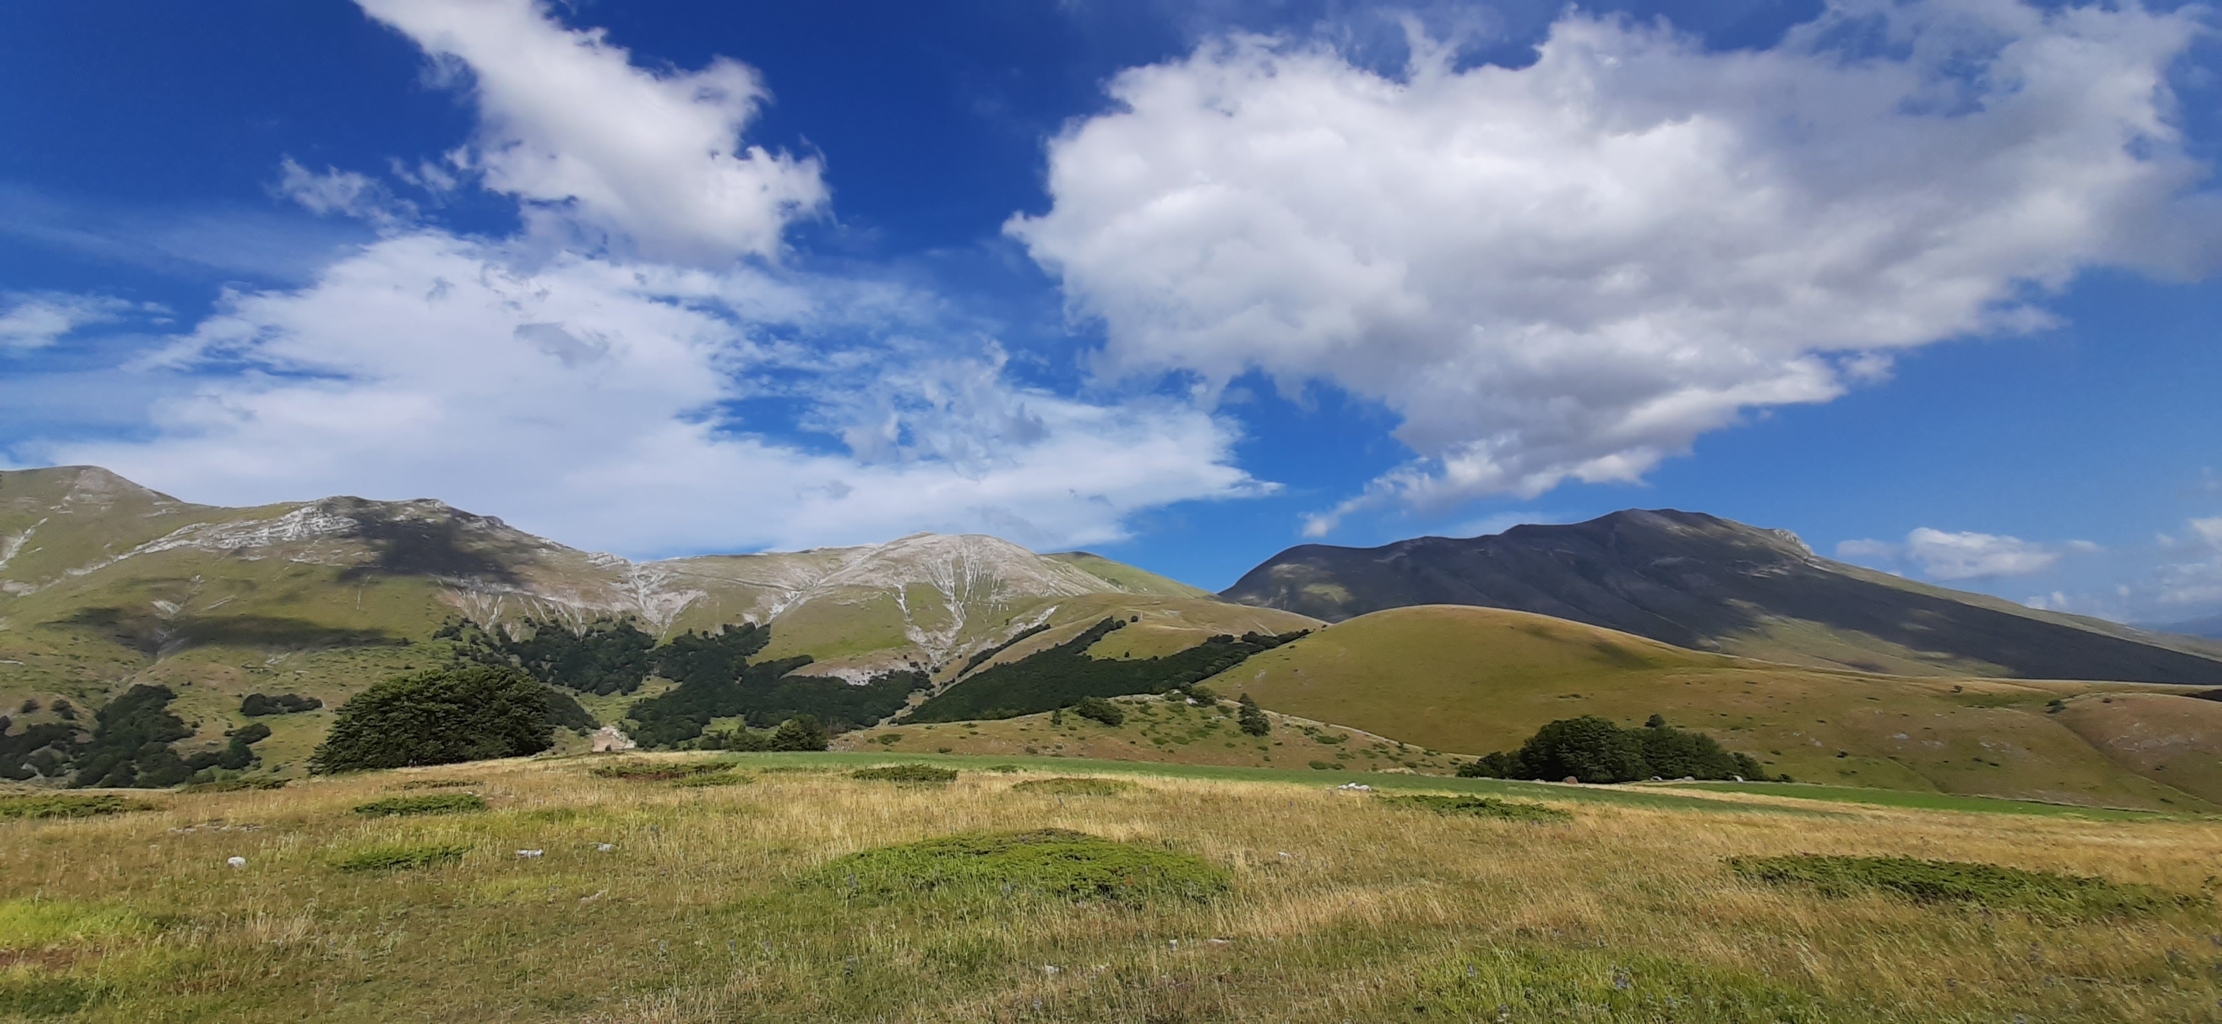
(2, 0, 2219, 624)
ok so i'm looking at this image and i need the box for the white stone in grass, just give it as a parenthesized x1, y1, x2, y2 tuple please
(595, 843, 616, 853)
(226, 856, 247, 869)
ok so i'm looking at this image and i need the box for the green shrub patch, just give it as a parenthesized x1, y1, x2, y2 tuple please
(851, 764, 958, 784)
(1383, 793, 1572, 823)
(1009, 777, 1135, 797)
(671, 771, 752, 788)
(1728, 854, 2204, 918)
(0, 794, 152, 821)
(350, 793, 487, 817)
(331, 842, 472, 872)
(181, 776, 288, 793)
(588, 760, 732, 782)
(817, 828, 1227, 905)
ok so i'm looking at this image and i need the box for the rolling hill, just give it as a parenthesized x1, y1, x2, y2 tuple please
(1201, 604, 2221, 810)
(1222, 509, 2222, 684)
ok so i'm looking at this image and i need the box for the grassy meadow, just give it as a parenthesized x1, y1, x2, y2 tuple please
(1224, 605, 2219, 810)
(3, 752, 2219, 1022)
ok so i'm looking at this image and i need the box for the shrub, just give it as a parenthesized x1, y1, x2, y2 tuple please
(1009, 777, 1135, 797)
(310, 666, 558, 773)
(331, 842, 471, 872)
(671, 771, 752, 788)
(1071, 697, 1125, 727)
(181, 776, 289, 793)
(590, 760, 732, 781)
(1729, 854, 2205, 919)
(0, 794, 151, 820)
(240, 693, 323, 716)
(351, 793, 488, 817)
(1237, 694, 1271, 736)
(852, 764, 958, 784)
(1382, 794, 1571, 823)
(815, 828, 1227, 905)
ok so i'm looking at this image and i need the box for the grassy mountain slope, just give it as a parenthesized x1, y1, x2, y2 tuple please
(1222, 509, 2222, 685)
(1204, 605, 2215, 811)
(1043, 552, 1211, 599)
(0, 467, 1277, 761)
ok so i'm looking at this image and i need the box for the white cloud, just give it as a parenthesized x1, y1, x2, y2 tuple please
(1903, 528, 2066, 580)
(0, 292, 149, 352)
(1837, 526, 2090, 581)
(2156, 516, 2222, 607)
(276, 158, 415, 225)
(1011, 0, 2218, 533)
(357, 0, 827, 265)
(40, 232, 1261, 554)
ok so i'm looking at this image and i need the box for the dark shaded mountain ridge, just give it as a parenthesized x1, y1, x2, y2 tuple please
(1222, 509, 2222, 686)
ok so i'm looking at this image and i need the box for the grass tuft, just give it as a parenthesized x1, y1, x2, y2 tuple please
(1382, 793, 1572, 823)
(816, 828, 1227, 905)
(851, 764, 958, 784)
(1728, 854, 2206, 918)
(349, 793, 486, 817)
(0, 794, 152, 821)
(0, 975, 96, 1017)
(330, 842, 471, 872)
(0, 899, 148, 947)
(1008, 776, 1135, 797)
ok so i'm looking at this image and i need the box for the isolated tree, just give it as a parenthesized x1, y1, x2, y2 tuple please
(767, 714, 829, 751)
(310, 666, 558, 773)
(1072, 697, 1125, 726)
(1237, 694, 1271, 736)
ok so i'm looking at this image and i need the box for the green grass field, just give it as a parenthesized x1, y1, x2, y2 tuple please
(3, 750, 2219, 1022)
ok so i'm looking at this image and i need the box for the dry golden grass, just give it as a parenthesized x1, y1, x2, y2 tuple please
(0, 753, 2217, 1022)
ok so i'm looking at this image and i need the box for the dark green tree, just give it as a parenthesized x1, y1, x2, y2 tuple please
(1071, 696, 1125, 726)
(1237, 694, 1271, 736)
(1512, 715, 1651, 783)
(767, 715, 829, 751)
(69, 685, 194, 788)
(309, 666, 558, 773)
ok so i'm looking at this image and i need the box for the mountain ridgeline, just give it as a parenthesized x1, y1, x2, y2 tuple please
(1222, 509, 2222, 685)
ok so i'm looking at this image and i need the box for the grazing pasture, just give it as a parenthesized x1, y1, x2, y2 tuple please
(0, 752, 2215, 1022)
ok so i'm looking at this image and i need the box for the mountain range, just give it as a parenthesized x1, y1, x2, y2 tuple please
(4, 466, 2219, 809)
(1222, 509, 2222, 684)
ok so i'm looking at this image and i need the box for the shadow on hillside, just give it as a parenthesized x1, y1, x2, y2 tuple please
(53, 607, 401, 657)
(334, 506, 526, 585)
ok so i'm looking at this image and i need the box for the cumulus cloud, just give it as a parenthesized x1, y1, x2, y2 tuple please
(356, 0, 827, 264)
(0, 292, 152, 352)
(1012, 0, 2219, 533)
(1836, 527, 2094, 580)
(45, 232, 1260, 554)
(7, 0, 1263, 556)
